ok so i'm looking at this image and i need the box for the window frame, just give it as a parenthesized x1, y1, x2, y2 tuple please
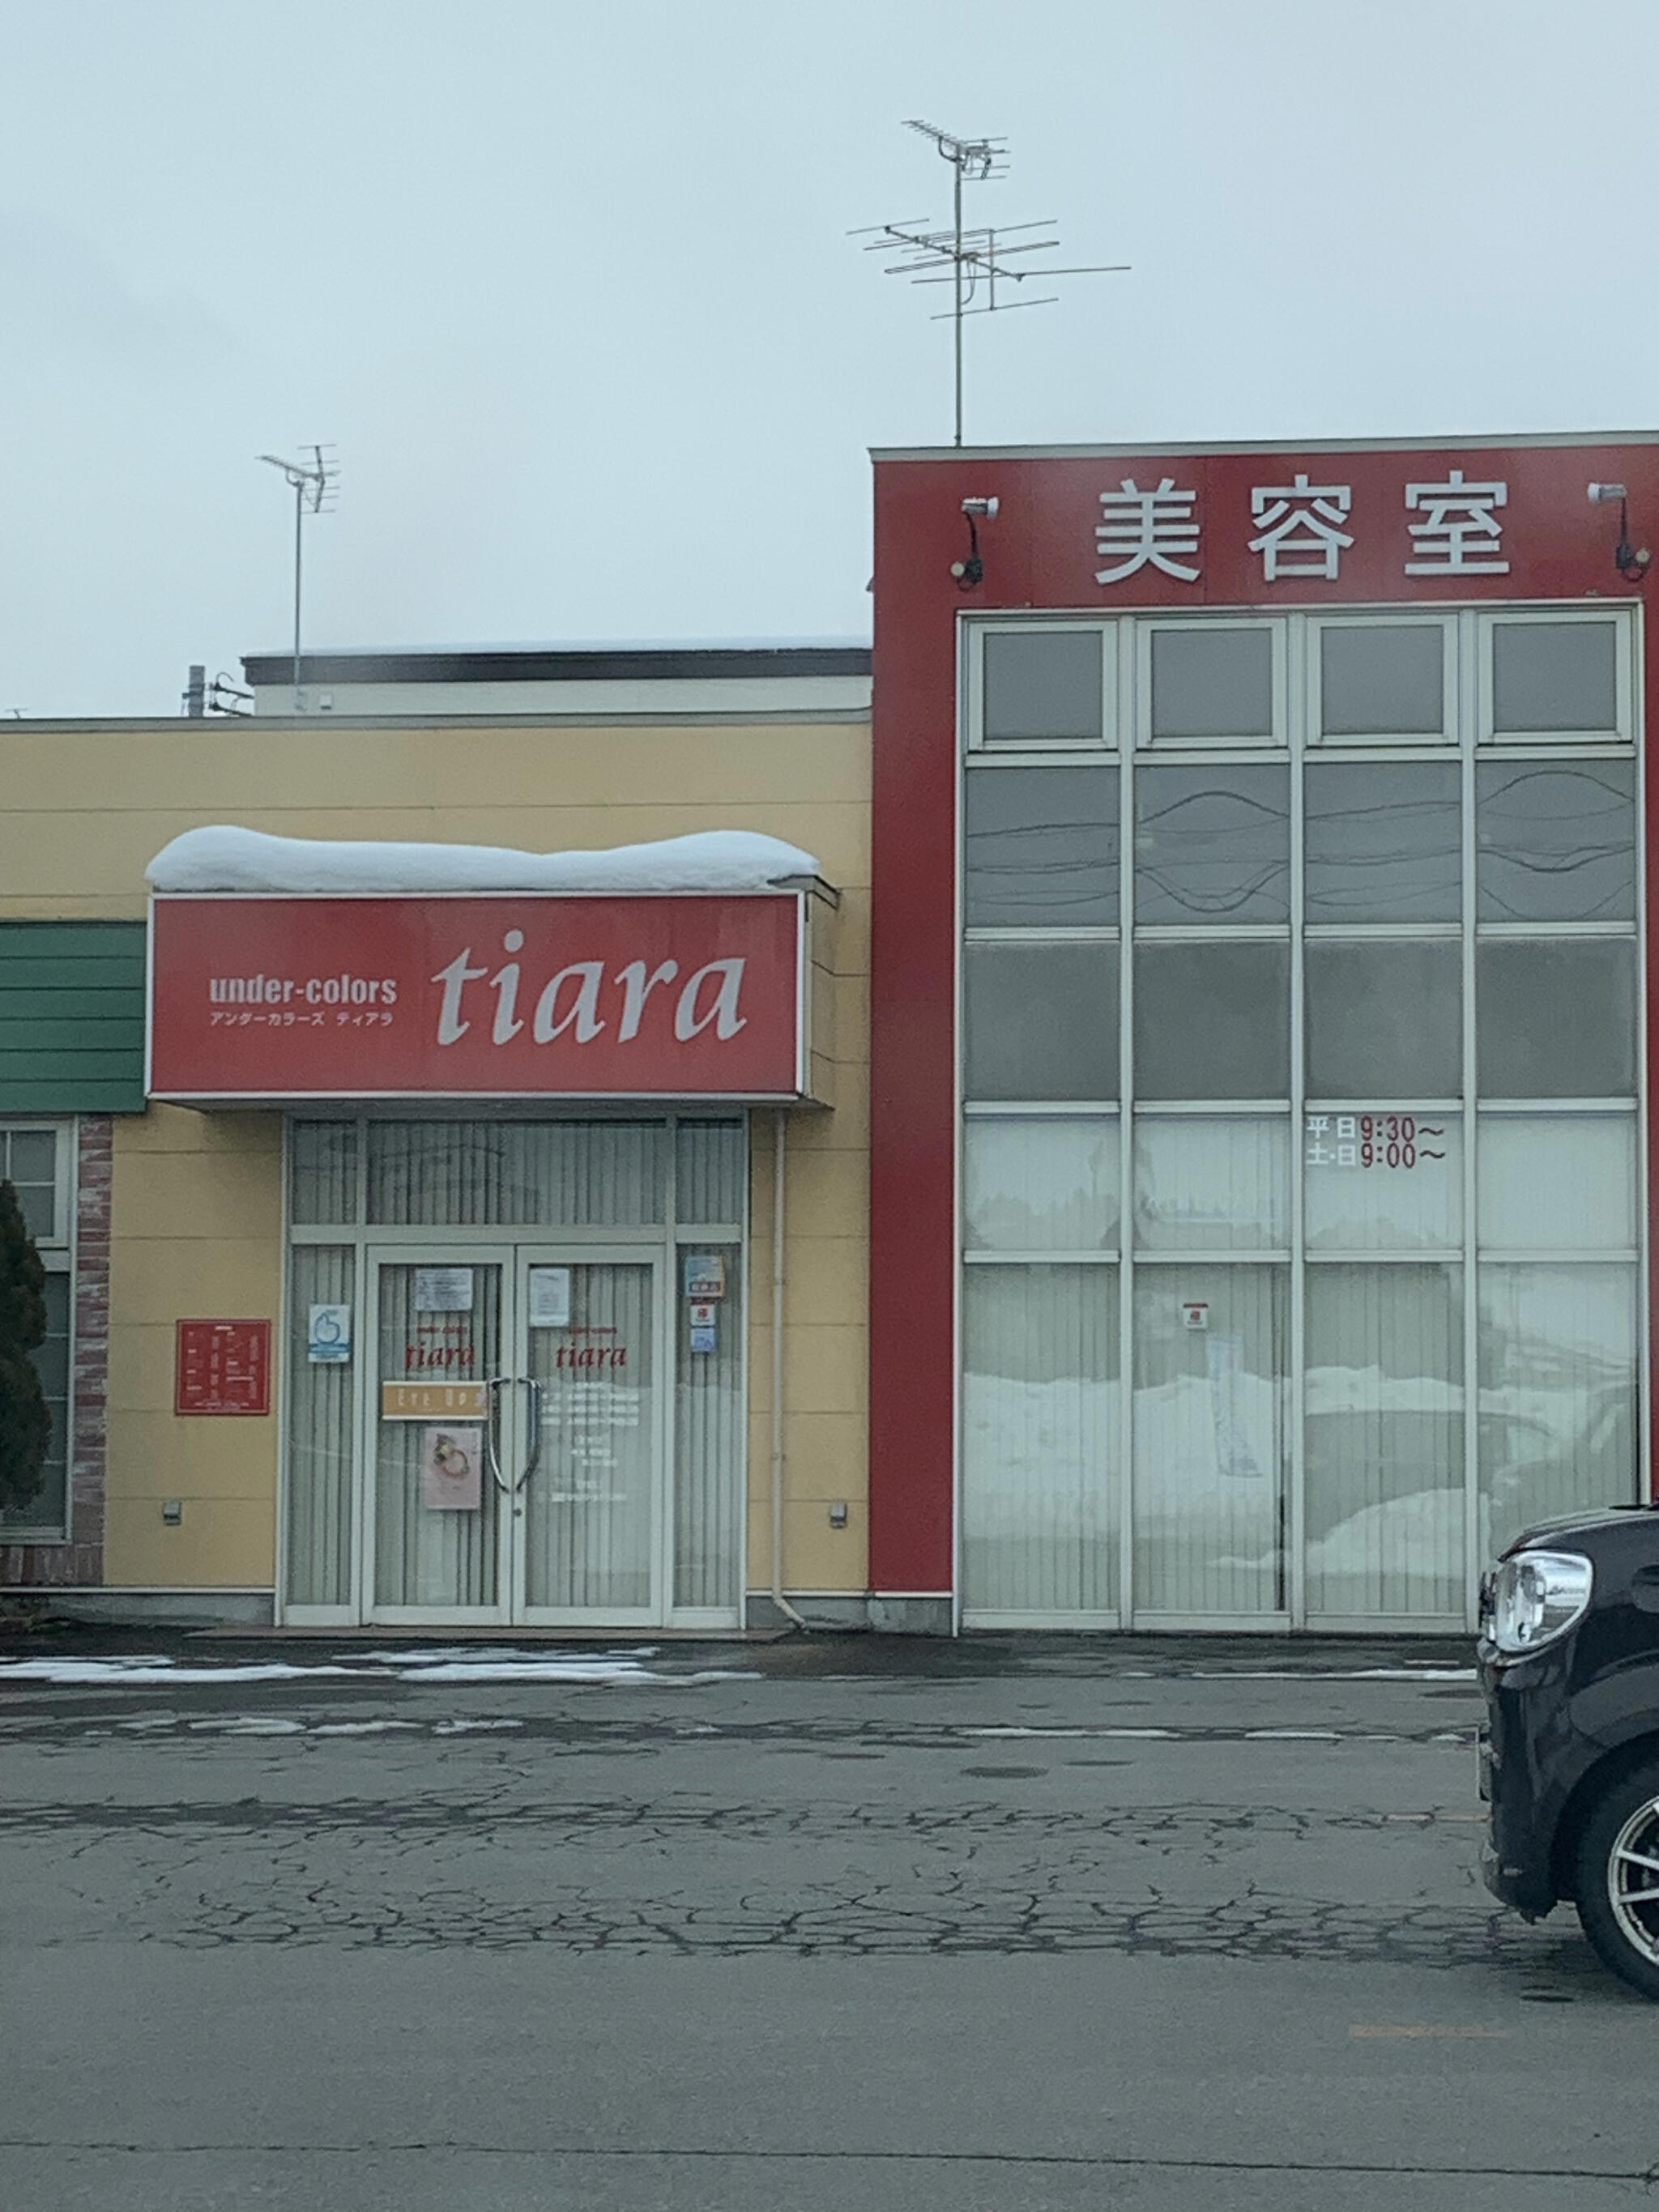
(1478, 607, 1636, 746)
(1305, 612, 1460, 748)
(0, 1118, 76, 1544)
(967, 619, 1117, 752)
(1135, 616, 1289, 749)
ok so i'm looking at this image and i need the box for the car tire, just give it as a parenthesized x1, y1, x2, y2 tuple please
(1574, 1761, 1659, 2001)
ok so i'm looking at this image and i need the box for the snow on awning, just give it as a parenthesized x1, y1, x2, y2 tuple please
(146, 825, 822, 896)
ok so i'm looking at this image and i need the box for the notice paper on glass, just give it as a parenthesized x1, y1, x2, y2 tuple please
(414, 1267, 474, 1314)
(420, 1424, 483, 1510)
(528, 1267, 572, 1328)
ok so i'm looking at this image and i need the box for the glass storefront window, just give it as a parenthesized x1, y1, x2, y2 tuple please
(1305, 940, 1461, 1100)
(1476, 761, 1636, 923)
(1491, 620, 1618, 734)
(1476, 940, 1637, 1098)
(290, 1121, 360, 1225)
(1303, 761, 1461, 923)
(962, 1264, 1119, 1617)
(1149, 627, 1275, 741)
(366, 1121, 667, 1225)
(1132, 1265, 1286, 1615)
(964, 1115, 1120, 1251)
(1133, 1115, 1289, 1251)
(965, 766, 1118, 927)
(1478, 1263, 1638, 1558)
(1134, 943, 1290, 1100)
(964, 941, 1118, 1101)
(1304, 1114, 1462, 1251)
(982, 629, 1104, 744)
(1305, 1263, 1464, 1618)
(1134, 765, 1290, 923)
(1318, 623, 1447, 738)
(1478, 1113, 1637, 1251)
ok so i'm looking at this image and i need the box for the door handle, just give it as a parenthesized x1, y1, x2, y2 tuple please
(515, 1377, 544, 1492)
(481, 1375, 514, 1494)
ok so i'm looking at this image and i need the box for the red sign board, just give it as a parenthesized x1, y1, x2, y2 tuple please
(148, 893, 804, 1101)
(174, 1319, 271, 1416)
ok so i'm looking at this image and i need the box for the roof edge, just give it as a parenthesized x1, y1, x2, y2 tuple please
(870, 430, 1659, 461)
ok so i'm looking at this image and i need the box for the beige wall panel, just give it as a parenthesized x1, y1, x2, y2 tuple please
(119, 1106, 281, 1157)
(746, 1409, 867, 1499)
(104, 1496, 275, 1588)
(107, 1413, 280, 1502)
(776, 1149, 868, 1240)
(774, 1237, 868, 1328)
(788, 1089, 869, 1153)
(742, 1492, 866, 1594)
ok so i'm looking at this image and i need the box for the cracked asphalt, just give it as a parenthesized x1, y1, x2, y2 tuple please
(2, 1630, 1657, 2210)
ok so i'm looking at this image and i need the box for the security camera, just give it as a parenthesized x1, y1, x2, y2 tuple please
(962, 497, 1000, 518)
(1589, 482, 1629, 504)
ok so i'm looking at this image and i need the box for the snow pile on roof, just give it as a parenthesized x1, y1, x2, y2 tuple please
(146, 825, 822, 895)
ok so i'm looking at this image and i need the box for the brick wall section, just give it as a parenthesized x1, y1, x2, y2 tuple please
(0, 1115, 111, 1587)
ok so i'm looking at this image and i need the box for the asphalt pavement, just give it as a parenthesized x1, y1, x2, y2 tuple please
(2, 1628, 1656, 2210)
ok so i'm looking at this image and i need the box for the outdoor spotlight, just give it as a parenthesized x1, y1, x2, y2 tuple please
(952, 495, 1000, 590)
(1589, 483, 1651, 583)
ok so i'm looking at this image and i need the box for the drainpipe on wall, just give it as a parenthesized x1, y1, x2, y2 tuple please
(770, 1109, 808, 1632)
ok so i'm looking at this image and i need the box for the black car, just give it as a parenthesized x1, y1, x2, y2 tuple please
(1478, 1503, 1659, 1997)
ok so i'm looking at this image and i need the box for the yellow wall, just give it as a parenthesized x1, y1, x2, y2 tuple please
(2, 714, 871, 1601)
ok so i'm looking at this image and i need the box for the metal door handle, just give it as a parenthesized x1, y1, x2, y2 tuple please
(515, 1377, 544, 1491)
(481, 1375, 513, 1494)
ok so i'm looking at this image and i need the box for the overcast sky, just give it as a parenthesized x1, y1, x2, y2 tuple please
(1, 0, 1653, 716)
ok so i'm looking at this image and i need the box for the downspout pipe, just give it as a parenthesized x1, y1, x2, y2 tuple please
(770, 1109, 809, 1632)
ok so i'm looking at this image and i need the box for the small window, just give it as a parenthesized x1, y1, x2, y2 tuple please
(0, 1124, 64, 1246)
(981, 629, 1105, 746)
(963, 942, 1118, 1101)
(1306, 941, 1462, 1099)
(1476, 761, 1636, 923)
(1317, 623, 1447, 739)
(1134, 765, 1290, 925)
(963, 1114, 1120, 1251)
(1490, 619, 1619, 737)
(1146, 625, 1276, 744)
(1134, 943, 1290, 1099)
(964, 767, 1118, 927)
(1304, 762, 1461, 924)
(1133, 1114, 1289, 1250)
(1478, 1113, 1636, 1251)
(1477, 940, 1638, 1098)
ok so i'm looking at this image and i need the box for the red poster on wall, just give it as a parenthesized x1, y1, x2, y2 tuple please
(148, 893, 805, 1101)
(174, 1319, 271, 1415)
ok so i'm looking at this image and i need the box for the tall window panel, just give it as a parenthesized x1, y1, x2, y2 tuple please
(285, 1247, 356, 1606)
(675, 1242, 743, 1611)
(1132, 1267, 1287, 1617)
(962, 1265, 1119, 1617)
(1305, 1264, 1464, 1619)
(1478, 1264, 1638, 1558)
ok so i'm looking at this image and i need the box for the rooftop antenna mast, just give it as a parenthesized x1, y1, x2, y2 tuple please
(854, 121, 1127, 447)
(258, 444, 338, 713)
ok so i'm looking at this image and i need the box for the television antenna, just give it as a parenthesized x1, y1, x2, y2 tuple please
(853, 121, 1128, 447)
(258, 444, 338, 712)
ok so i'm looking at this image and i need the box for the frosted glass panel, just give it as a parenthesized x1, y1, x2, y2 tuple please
(962, 1264, 1119, 1616)
(1305, 1113, 1462, 1251)
(964, 941, 1118, 1101)
(368, 1121, 666, 1224)
(1305, 1264, 1463, 1618)
(525, 1262, 656, 1612)
(1491, 621, 1618, 733)
(964, 1116, 1120, 1251)
(1477, 940, 1637, 1098)
(1477, 761, 1636, 922)
(286, 1247, 356, 1606)
(374, 1262, 502, 1608)
(965, 766, 1118, 926)
(1149, 629, 1273, 740)
(1305, 940, 1461, 1099)
(676, 1243, 742, 1611)
(1134, 944, 1290, 1100)
(1133, 1115, 1288, 1251)
(289, 1121, 359, 1225)
(983, 629, 1103, 744)
(1303, 762, 1460, 922)
(1320, 624, 1445, 736)
(1479, 1264, 1638, 1558)
(1134, 765, 1290, 923)
(675, 1119, 745, 1224)
(1478, 1114, 1636, 1251)
(1132, 1266, 1286, 1615)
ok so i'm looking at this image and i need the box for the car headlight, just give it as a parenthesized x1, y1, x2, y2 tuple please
(1490, 1549, 1593, 1656)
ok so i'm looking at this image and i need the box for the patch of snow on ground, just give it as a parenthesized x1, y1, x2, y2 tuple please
(0, 1651, 758, 1687)
(147, 825, 821, 895)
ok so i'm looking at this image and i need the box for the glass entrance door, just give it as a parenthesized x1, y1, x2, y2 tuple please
(365, 1247, 663, 1626)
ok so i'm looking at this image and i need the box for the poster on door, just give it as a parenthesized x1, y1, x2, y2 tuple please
(420, 1424, 483, 1509)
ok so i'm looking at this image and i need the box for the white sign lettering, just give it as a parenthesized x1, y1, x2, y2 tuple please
(1095, 477, 1201, 583)
(1405, 468, 1509, 575)
(1248, 474, 1354, 580)
(430, 940, 748, 1050)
